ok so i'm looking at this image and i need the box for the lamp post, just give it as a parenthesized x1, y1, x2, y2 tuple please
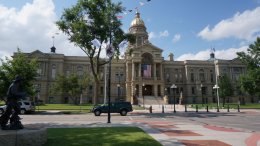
(80, 85, 83, 112)
(213, 58, 220, 112)
(171, 84, 177, 113)
(213, 85, 220, 112)
(117, 84, 120, 101)
(201, 83, 204, 106)
(142, 83, 145, 107)
(116, 73, 123, 101)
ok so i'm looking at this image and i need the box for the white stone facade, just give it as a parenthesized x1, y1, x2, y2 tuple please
(18, 12, 253, 104)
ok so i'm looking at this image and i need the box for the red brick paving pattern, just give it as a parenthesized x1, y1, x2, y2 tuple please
(132, 120, 238, 145)
(203, 125, 242, 132)
(180, 140, 232, 146)
(162, 130, 202, 136)
(245, 133, 260, 146)
(132, 120, 173, 125)
(150, 124, 177, 129)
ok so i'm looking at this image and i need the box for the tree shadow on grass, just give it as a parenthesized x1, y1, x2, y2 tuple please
(43, 127, 162, 146)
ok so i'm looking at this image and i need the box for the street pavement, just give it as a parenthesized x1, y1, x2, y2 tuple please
(2, 105, 260, 146)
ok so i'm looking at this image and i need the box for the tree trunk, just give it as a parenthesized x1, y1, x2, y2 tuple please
(93, 78, 100, 105)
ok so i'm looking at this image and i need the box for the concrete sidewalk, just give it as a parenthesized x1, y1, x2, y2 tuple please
(6, 106, 260, 146)
(130, 105, 260, 146)
(132, 120, 259, 146)
(22, 118, 259, 146)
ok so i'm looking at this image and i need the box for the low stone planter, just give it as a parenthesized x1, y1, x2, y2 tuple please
(0, 125, 47, 146)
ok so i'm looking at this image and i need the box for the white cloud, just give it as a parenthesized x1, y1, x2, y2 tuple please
(176, 46, 248, 61)
(148, 32, 156, 40)
(172, 34, 181, 43)
(159, 30, 169, 37)
(198, 7, 260, 41)
(149, 30, 169, 40)
(0, 0, 87, 62)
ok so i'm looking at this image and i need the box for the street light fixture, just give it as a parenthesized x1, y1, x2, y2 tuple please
(214, 58, 220, 112)
(171, 84, 177, 113)
(142, 83, 145, 107)
(117, 84, 120, 101)
(213, 84, 220, 112)
(200, 83, 204, 106)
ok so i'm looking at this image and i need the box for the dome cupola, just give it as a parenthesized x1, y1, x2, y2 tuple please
(130, 12, 145, 27)
(129, 11, 149, 47)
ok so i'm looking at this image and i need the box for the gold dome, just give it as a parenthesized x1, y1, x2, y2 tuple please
(130, 12, 145, 27)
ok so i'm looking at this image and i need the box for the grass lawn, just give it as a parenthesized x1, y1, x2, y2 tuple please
(234, 103, 260, 109)
(38, 104, 93, 111)
(44, 127, 162, 146)
(37, 104, 145, 113)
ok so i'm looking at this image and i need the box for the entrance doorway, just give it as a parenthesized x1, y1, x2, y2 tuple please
(143, 85, 153, 96)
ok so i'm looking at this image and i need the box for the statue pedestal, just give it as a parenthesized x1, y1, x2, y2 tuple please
(0, 125, 47, 146)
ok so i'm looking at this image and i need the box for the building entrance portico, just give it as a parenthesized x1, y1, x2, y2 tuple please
(142, 85, 153, 96)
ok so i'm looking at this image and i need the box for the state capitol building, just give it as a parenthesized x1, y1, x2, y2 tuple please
(19, 12, 251, 105)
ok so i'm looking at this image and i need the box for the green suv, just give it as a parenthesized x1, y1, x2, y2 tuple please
(92, 101, 133, 116)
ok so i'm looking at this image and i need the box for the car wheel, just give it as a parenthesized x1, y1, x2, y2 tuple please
(0, 109, 4, 114)
(94, 110, 101, 116)
(20, 109, 26, 114)
(120, 109, 127, 116)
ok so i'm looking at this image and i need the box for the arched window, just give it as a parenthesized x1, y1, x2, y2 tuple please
(51, 64, 56, 79)
(141, 53, 153, 77)
(199, 69, 205, 81)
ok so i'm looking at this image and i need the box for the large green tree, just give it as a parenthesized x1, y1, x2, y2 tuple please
(50, 73, 93, 104)
(0, 49, 38, 100)
(56, 0, 134, 104)
(237, 37, 260, 100)
(218, 74, 233, 106)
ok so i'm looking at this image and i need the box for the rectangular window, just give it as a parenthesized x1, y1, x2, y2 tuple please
(191, 73, 194, 82)
(191, 87, 195, 95)
(100, 87, 103, 95)
(199, 73, 205, 81)
(202, 87, 207, 95)
(211, 73, 214, 83)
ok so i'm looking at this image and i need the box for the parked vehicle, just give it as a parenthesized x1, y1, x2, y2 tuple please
(0, 100, 35, 114)
(92, 101, 133, 116)
(0, 105, 6, 114)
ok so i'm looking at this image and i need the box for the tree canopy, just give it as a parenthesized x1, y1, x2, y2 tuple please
(237, 37, 260, 98)
(218, 74, 233, 106)
(50, 73, 93, 104)
(0, 49, 38, 100)
(56, 0, 134, 104)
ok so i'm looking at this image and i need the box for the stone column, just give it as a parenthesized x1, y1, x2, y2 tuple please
(154, 84, 158, 97)
(132, 62, 135, 80)
(126, 63, 129, 81)
(153, 63, 156, 80)
(126, 83, 131, 103)
(139, 62, 141, 78)
(139, 84, 143, 99)
(160, 63, 163, 80)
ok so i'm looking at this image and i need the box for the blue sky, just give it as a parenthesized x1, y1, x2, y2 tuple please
(0, 0, 260, 61)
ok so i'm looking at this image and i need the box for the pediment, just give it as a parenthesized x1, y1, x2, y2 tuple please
(229, 58, 242, 63)
(28, 50, 48, 58)
(133, 43, 163, 53)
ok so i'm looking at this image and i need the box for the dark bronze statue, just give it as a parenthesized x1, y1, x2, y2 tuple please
(0, 75, 26, 130)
